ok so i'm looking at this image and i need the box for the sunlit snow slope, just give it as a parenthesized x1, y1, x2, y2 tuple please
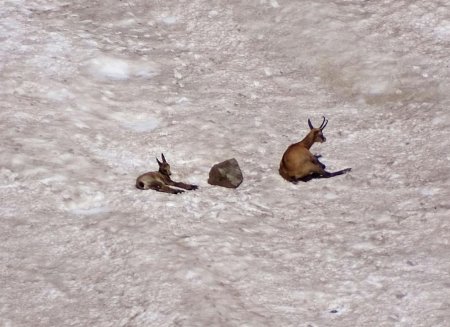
(1, 0, 449, 326)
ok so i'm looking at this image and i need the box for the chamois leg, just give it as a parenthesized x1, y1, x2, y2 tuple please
(331, 168, 352, 176)
(168, 181, 198, 190)
(150, 182, 185, 194)
(295, 174, 317, 183)
(295, 167, 351, 183)
(318, 168, 352, 178)
(314, 155, 326, 169)
(156, 185, 185, 194)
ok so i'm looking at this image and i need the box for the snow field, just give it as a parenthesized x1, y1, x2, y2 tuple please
(1, 0, 450, 326)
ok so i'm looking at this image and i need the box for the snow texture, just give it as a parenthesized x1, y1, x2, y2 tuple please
(1, 0, 449, 326)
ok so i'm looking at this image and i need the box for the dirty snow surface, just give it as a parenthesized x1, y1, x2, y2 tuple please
(1, 0, 450, 326)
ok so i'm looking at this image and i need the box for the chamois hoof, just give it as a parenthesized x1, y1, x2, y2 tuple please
(189, 185, 199, 190)
(174, 189, 185, 194)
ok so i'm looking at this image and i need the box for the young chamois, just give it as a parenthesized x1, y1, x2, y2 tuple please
(136, 154, 198, 194)
(279, 116, 351, 183)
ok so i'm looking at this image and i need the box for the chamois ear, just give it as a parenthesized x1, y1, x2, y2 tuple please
(308, 118, 314, 130)
(161, 153, 167, 163)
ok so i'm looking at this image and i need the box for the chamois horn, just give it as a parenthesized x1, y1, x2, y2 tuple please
(319, 116, 328, 130)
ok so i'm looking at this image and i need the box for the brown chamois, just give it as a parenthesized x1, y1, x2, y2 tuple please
(279, 117, 351, 183)
(136, 153, 198, 194)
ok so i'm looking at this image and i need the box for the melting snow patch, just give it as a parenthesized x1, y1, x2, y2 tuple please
(111, 112, 162, 132)
(46, 88, 75, 102)
(432, 115, 447, 125)
(208, 10, 219, 18)
(122, 119, 160, 132)
(40, 174, 68, 185)
(0, 168, 18, 183)
(366, 274, 384, 288)
(365, 79, 391, 95)
(434, 23, 450, 41)
(270, 0, 280, 8)
(88, 56, 129, 80)
(419, 187, 439, 197)
(60, 186, 106, 213)
(185, 269, 204, 285)
(71, 206, 109, 216)
(176, 97, 189, 104)
(324, 192, 338, 200)
(117, 18, 137, 27)
(352, 242, 375, 251)
(263, 67, 273, 76)
(159, 15, 178, 25)
(86, 55, 159, 81)
(40, 287, 66, 300)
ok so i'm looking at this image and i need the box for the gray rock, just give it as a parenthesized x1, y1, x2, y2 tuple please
(208, 158, 243, 188)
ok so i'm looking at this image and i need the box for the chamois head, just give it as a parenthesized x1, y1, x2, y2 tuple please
(156, 153, 171, 176)
(308, 116, 328, 143)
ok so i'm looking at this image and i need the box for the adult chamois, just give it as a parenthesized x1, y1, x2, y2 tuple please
(279, 116, 351, 183)
(136, 153, 198, 194)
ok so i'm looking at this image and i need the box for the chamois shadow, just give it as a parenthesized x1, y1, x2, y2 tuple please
(293, 155, 352, 183)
